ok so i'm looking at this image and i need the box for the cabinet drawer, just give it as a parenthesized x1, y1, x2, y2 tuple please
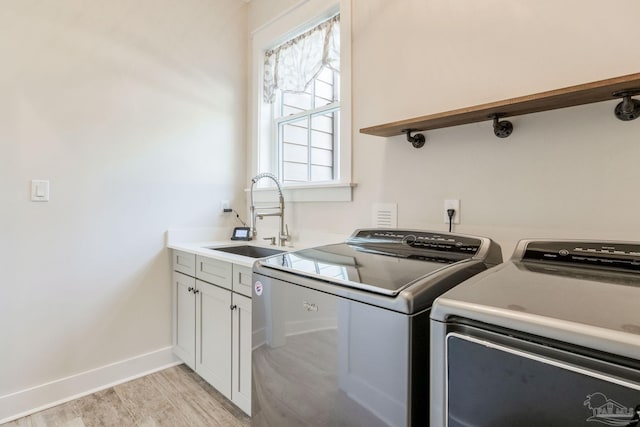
(233, 265, 253, 298)
(173, 250, 196, 276)
(196, 255, 232, 289)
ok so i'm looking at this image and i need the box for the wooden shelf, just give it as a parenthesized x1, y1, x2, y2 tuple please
(360, 72, 640, 138)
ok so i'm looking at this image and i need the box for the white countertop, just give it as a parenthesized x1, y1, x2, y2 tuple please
(167, 240, 294, 267)
(166, 227, 350, 266)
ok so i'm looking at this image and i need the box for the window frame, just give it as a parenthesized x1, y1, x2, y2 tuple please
(249, 0, 353, 203)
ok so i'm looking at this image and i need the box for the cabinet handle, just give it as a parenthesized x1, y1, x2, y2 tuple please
(230, 304, 237, 310)
(194, 289, 200, 294)
(187, 286, 194, 293)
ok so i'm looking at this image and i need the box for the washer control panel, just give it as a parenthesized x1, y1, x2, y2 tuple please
(348, 229, 482, 255)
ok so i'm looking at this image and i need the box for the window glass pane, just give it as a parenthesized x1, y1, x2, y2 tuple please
(282, 105, 303, 116)
(282, 91, 312, 116)
(314, 80, 334, 107)
(283, 120, 308, 144)
(317, 67, 334, 84)
(311, 165, 333, 181)
(311, 147, 332, 167)
(284, 143, 308, 164)
(311, 129, 333, 150)
(284, 162, 309, 182)
(312, 113, 334, 133)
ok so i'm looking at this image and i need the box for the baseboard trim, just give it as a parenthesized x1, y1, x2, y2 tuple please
(0, 346, 181, 424)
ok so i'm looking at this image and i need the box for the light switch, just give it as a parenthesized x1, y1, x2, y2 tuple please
(31, 180, 50, 202)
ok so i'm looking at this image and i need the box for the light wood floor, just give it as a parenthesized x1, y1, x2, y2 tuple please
(1, 364, 250, 427)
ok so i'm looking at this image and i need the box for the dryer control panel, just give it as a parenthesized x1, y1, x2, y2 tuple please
(522, 241, 640, 272)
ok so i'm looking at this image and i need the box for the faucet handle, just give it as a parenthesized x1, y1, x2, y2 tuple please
(263, 237, 276, 246)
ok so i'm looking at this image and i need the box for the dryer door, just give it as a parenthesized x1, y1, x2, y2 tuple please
(446, 330, 640, 427)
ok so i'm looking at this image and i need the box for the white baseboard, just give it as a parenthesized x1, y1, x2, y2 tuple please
(0, 346, 181, 424)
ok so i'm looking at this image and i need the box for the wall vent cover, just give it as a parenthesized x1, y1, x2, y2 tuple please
(372, 203, 398, 228)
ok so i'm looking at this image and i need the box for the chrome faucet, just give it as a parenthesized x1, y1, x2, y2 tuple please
(249, 173, 289, 247)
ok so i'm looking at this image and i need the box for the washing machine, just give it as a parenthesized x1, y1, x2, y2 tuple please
(431, 239, 640, 427)
(252, 228, 502, 426)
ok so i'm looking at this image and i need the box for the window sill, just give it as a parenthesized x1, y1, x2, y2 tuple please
(246, 182, 356, 203)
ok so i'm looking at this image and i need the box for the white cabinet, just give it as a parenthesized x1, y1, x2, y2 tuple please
(232, 264, 253, 297)
(171, 250, 252, 415)
(172, 271, 196, 369)
(196, 255, 232, 289)
(196, 279, 232, 397)
(173, 250, 196, 277)
(231, 292, 252, 414)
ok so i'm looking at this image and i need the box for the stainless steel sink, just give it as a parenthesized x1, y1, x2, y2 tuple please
(205, 245, 285, 258)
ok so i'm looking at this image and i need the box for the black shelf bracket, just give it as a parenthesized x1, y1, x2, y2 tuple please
(613, 89, 640, 121)
(489, 113, 513, 138)
(401, 129, 426, 148)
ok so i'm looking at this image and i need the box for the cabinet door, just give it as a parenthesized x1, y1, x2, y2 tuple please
(196, 279, 232, 399)
(232, 293, 252, 415)
(173, 271, 196, 369)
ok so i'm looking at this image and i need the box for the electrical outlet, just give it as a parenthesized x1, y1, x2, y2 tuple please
(221, 200, 230, 212)
(444, 199, 460, 224)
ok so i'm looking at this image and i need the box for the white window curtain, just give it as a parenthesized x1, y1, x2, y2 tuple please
(263, 14, 340, 103)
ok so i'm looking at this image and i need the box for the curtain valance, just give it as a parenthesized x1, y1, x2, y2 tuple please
(263, 14, 340, 103)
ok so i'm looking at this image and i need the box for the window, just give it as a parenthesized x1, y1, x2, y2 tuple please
(251, 0, 352, 202)
(275, 53, 339, 183)
(264, 13, 340, 185)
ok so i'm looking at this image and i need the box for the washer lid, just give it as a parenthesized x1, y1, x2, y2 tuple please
(259, 229, 490, 296)
(261, 243, 463, 296)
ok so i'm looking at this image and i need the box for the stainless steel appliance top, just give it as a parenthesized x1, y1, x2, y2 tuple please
(255, 228, 502, 304)
(431, 239, 640, 360)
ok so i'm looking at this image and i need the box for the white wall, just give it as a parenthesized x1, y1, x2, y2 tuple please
(249, 0, 640, 256)
(0, 0, 247, 418)
(248, 0, 299, 31)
